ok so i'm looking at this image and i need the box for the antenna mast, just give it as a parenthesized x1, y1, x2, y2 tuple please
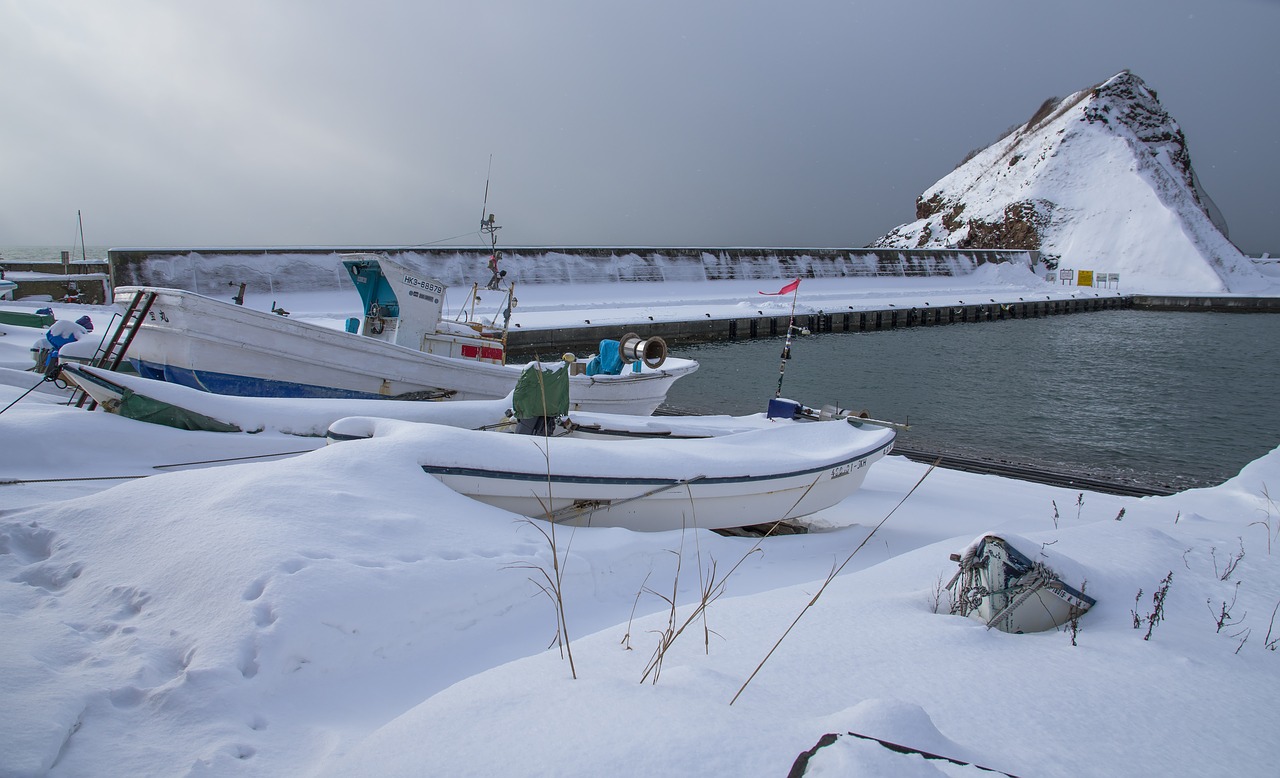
(479, 155, 504, 290)
(77, 210, 87, 262)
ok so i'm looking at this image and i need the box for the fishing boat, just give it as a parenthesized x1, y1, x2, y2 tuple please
(111, 253, 698, 415)
(322, 363, 896, 532)
(58, 363, 513, 436)
(63, 355, 893, 531)
(59, 362, 876, 441)
(561, 398, 901, 440)
(326, 413, 894, 532)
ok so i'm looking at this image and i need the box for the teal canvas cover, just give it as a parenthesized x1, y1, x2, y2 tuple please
(512, 364, 570, 419)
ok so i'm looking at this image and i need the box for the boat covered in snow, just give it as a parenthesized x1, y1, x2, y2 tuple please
(60, 360, 887, 442)
(324, 364, 897, 531)
(58, 363, 513, 436)
(328, 414, 895, 531)
(945, 533, 1096, 634)
(111, 253, 698, 415)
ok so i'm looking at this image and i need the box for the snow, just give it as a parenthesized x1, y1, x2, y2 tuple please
(2, 269, 1278, 777)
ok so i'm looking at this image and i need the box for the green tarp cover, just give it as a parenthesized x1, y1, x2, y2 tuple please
(117, 388, 243, 433)
(512, 364, 570, 419)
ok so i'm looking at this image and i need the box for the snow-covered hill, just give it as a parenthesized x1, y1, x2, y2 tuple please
(872, 71, 1269, 294)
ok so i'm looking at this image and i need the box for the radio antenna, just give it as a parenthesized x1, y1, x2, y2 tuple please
(479, 154, 493, 228)
(478, 156, 504, 289)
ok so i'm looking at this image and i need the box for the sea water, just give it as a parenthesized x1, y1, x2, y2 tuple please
(660, 309, 1280, 490)
(0, 246, 110, 263)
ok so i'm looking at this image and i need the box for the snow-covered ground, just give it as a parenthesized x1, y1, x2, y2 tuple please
(2, 273, 1278, 777)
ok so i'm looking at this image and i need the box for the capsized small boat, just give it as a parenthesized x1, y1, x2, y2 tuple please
(945, 533, 1095, 634)
(59, 363, 513, 436)
(111, 253, 697, 415)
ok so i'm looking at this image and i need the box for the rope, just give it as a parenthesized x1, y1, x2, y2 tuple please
(730, 460, 938, 706)
(1, 449, 316, 487)
(151, 450, 315, 469)
(983, 564, 1059, 630)
(2, 475, 145, 485)
(0, 372, 62, 416)
(408, 228, 486, 247)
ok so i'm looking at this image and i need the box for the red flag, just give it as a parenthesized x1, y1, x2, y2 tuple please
(759, 277, 800, 296)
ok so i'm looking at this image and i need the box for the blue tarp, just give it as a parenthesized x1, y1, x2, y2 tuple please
(585, 339, 625, 376)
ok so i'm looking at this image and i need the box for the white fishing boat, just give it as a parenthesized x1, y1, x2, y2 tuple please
(111, 253, 697, 415)
(322, 364, 896, 532)
(561, 398, 901, 440)
(59, 361, 879, 441)
(63, 355, 893, 531)
(58, 363, 513, 436)
(326, 412, 895, 532)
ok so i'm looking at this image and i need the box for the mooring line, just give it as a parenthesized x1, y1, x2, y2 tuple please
(1, 448, 317, 486)
(151, 449, 316, 469)
(1, 475, 146, 485)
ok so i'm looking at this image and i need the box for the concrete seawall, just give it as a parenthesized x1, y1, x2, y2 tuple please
(1130, 295, 1280, 313)
(107, 246, 1039, 292)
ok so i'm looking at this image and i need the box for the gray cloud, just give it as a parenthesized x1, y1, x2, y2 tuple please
(3, 0, 1276, 254)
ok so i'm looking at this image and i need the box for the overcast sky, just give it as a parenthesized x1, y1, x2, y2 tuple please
(3, 0, 1277, 253)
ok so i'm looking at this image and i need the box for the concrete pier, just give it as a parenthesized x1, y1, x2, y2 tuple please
(507, 295, 1133, 354)
(1130, 295, 1280, 313)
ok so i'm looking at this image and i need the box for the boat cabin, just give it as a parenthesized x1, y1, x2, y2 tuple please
(342, 254, 510, 365)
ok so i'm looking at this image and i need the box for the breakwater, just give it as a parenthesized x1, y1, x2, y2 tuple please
(106, 246, 1038, 292)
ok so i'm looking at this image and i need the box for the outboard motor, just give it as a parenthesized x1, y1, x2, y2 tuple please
(766, 398, 802, 420)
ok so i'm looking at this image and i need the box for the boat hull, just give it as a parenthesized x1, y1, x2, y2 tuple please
(115, 286, 697, 415)
(60, 363, 514, 435)
(329, 416, 896, 531)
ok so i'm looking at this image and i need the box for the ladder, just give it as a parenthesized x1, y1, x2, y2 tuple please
(72, 290, 157, 409)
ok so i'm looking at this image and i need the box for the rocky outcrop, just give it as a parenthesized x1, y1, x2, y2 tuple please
(871, 71, 1265, 293)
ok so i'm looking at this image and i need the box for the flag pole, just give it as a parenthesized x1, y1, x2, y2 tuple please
(775, 281, 801, 398)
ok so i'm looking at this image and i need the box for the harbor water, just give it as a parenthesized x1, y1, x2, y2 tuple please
(660, 309, 1280, 492)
